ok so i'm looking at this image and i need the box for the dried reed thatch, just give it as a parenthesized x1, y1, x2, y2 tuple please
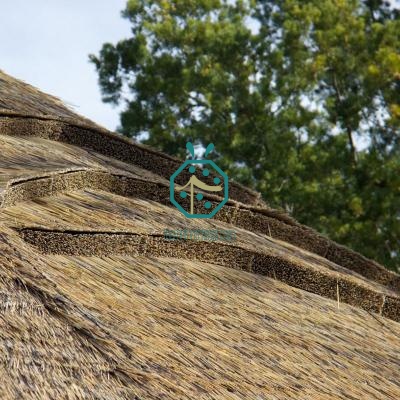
(1, 69, 400, 399)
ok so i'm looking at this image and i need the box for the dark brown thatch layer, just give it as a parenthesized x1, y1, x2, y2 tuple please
(0, 115, 262, 206)
(16, 228, 400, 323)
(2, 167, 398, 294)
(1, 126, 394, 296)
(1, 187, 391, 294)
(1, 187, 384, 283)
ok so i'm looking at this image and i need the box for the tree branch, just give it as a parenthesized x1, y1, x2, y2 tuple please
(332, 72, 357, 165)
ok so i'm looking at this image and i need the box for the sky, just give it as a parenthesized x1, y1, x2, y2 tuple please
(0, 0, 131, 131)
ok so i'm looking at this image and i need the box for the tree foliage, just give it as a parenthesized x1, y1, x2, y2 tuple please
(90, 0, 400, 271)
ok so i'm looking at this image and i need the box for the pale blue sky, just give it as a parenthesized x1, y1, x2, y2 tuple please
(0, 0, 131, 130)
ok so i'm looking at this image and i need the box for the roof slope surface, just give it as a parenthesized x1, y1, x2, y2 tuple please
(1, 70, 400, 399)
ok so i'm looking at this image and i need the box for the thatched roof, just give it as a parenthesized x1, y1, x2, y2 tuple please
(1, 69, 400, 399)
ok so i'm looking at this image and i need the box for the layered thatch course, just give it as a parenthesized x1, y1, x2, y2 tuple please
(1, 69, 400, 399)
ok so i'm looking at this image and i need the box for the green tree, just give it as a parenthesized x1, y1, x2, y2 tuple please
(90, 0, 400, 271)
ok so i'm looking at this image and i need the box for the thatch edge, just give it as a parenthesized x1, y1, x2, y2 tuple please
(0, 114, 263, 206)
(2, 168, 399, 293)
(17, 228, 400, 324)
